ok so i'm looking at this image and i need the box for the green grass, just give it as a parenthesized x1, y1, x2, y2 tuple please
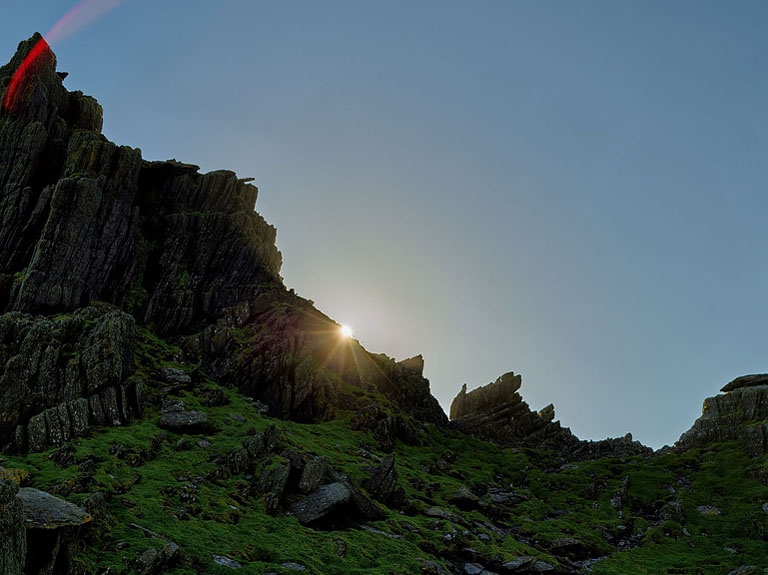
(3, 328, 767, 574)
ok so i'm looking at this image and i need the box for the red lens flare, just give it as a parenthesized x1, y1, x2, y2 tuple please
(2, 0, 123, 113)
(1, 37, 51, 113)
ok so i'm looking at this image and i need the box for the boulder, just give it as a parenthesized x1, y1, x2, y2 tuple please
(290, 482, 352, 524)
(157, 410, 209, 433)
(362, 453, 404, 507)
(17, 487, 92, 575)
(17, 487, 91, 529)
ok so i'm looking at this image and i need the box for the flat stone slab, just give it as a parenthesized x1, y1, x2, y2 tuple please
(721, 374, 768, 393)
(157, 410, 208, 433)
(18, 487, 92, 529)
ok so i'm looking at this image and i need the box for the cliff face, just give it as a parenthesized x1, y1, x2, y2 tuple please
(0, 35, 283, 329)
(0, 34, 445, 454)
(676, 374, 768, 455)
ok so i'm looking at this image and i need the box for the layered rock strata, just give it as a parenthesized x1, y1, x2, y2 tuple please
(450, 372, 652, 459)
(450, 372, 555, 443)
(0, 35, 446, 450)
(0, 306, 140, 453)
(676, 374, 768, 455)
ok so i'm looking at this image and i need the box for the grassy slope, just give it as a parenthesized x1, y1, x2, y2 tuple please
(3, 329, 767, 575)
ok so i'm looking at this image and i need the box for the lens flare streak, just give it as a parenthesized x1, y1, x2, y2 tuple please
(2, 0, 123, 112)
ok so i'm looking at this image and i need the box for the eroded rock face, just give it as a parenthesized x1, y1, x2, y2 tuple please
(0, 35, 282, 332)
(0, 480, 25, 575)
(184, 292, 447, 427)
(0, 36, 447, 435)
(450, 372, 653, 460)
(677, 375, 768, 455)
(0, 306, 140, 453)
(450, 372, 554, 443)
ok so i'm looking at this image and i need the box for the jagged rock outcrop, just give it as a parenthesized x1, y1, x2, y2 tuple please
(450, 372, 555, 443)
(0, 305, 140, 453)
(183, 292, 447, 427)
(451, 372, 652, 459)
(0, 35, 446, 435)
(676, 374, 768, 455)
(0, 35, 282, 330)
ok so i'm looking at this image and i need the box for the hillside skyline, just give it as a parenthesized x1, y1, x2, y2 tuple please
(4, 1, 768, 448)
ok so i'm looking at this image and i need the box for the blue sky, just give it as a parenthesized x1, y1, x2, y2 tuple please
(4, 1, 768, 448)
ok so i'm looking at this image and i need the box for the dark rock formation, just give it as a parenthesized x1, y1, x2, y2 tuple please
(0, 36, 281, 330)
(157, 410, 209, 433)
(0, 480, 25, 575)
(450, 372, 557, 444)
(0, 305, 140, 453)
(450, 372, 652, 459)
(677, 375, 768, 455)
(184, 293, 447, 427)
(362, 453, 405, 508)
(0, 35, 446, 436)
(290, 482, 352, 524)
(720, 374, 768, 393)
(18, 487, 91, 528)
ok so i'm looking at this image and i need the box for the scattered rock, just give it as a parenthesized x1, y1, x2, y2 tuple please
(157, 410, 209, 433)
(298, 456, 330, 494)
(158, 367, 192, 385)
(131, 542, 180, 575)
(727, 567, 760, 575)
(290, 482, 351, 524)
(213, 555, 242, 569)
(463, 562, 498, 575)
(697, 505, 722, 516)
(424, 506, 466, 526)
(359, 524, 403, 539)
(501, 557, 537, 571)
(450, 485, 481, 510)
(362, 453, 404, 507)
(417, 558, 453, 575)
(17, 487, 91, 528)
(486, 487, 528, 506)
(281, 562, 306, 570)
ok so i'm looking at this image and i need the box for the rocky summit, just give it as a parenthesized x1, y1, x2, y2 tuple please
(0, 35, 767, 575)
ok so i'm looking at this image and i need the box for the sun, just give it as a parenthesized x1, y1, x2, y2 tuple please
(340, 324, 353, 338)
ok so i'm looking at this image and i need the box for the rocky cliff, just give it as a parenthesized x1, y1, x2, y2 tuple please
(676, 374, 768, 456)
(0, 34, 445, 457)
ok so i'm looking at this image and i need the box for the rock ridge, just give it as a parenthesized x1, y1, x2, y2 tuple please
(0, 35, 446, 446)
(450, 372, 652, 459)
(676, 373, 768, 455)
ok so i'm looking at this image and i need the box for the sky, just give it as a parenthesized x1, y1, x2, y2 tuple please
(3, 1, 768, 449)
